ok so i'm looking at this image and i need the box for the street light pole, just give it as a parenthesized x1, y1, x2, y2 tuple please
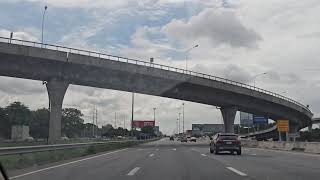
(182, 103, 185, 134)
(185, 44, 199, 71)
(41, 5, 48, 47)
(153, 107, 156, 122)
(253, 72, 267, 87)
(131, 92, 134, 136)
(176, 118, 179, 134)
(178, 112, 181, 134)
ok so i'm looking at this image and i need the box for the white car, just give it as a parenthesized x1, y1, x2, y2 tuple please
(190, 137, 196, 142)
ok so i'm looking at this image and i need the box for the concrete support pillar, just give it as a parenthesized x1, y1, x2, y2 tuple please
(220, 106, 237, 133)
(46, 79, 69, 144)
(289, 123, 300, 142)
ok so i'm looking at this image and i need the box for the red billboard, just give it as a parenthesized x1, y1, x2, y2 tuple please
(133, 120, 155, 128)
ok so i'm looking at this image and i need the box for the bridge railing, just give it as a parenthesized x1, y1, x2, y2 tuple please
(0, 36, 311, 113)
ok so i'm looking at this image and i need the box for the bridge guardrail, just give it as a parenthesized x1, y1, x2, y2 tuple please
(241, 125, 278, 137)
(0, 36, 311, 113)
(0, 140, 152, 156)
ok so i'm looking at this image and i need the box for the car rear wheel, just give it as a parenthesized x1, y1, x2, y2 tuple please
(214, 146, 219, 154)
(237, 150, 241, 155)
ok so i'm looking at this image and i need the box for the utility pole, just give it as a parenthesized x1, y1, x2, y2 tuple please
(123, 114, 126, 129)
(153, 108, 156, 122)
(92, 106, 95, 137)
(131, 92, 134, 135)
(182, 103, 185, 134)
(176, 118, 179, 134)
(95, 107, 98, 136)
(178, 113, 181, 134)
(114, 112, 117, 128)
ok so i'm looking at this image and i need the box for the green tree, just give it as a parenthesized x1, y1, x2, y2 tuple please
(30, 108, 49, 139)
(0, 107, 10, 139)
(5, 102, 32, 126)
(83, 123, 98, 137)
(62, 108, 84, 138)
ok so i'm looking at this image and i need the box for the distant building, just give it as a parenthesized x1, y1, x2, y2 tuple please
(186, 130, 192, 136)
(192, 124, 224, 136)
(11, 125, 30, 141)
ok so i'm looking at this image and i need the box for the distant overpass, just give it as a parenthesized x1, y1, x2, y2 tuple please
(0, 37, 313, 143)
(312, 118, 320, 124)
(241, 117, 320, 141)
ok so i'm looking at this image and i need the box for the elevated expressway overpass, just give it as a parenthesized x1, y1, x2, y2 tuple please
(0, 37, 313, 143)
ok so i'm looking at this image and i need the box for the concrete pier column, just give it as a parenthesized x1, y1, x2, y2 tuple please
(46, 79, 69, 144)
(220, 106, 237, 133)
(288, 123, 300, 142)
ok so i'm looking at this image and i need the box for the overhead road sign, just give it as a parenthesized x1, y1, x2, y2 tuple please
(277, 120, 289, 132)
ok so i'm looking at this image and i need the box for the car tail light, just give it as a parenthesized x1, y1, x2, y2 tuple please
(235, 140, 241, 145)
(217, 140, 223, 144)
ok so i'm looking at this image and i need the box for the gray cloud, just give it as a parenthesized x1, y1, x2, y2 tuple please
(162, 8, 262, 48)
(0, 77, 45, 95)
(0, 29, 38, 41)
(193, 64, 252, 83)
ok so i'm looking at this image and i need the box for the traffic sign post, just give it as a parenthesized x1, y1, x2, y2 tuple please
(277, 120, 289, 141)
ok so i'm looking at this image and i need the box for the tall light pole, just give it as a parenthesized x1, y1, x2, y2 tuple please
(176, 118, 179, 134)
(41, 5, 48, 47)
(153, 107, 156, 122)
(178, 112, 181, 134)
(185, 44, 199, 71)
(253, 72, 267, 87)
(131, 92, 134, 135)
(182, 103, 185, 134)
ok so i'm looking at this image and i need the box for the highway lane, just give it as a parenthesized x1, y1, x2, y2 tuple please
(191, 145, 320, 180)
(6, 138, 320, 180)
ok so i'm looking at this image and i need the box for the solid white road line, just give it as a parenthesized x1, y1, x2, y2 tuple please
(172, 148, 176, 151)
(10, 148, 128, 179)
(201, 154, 207, 157)
(226, 167, 247, 176)
(127, 167, 141, 176)
(149, 153, 154, 157)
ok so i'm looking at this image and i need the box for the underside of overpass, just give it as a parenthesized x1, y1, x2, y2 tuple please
(0, 40, 314, 143)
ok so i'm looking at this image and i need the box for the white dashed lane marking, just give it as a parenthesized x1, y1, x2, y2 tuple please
(149, 154, 154, 157)
(127, 167, 141, 176)
(226, 167, 247, 176)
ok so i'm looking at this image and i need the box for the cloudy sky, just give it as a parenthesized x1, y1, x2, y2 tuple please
(1, 0, 320, 134)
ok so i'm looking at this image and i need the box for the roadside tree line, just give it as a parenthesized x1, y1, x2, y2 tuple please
(0, 101, 156, 140)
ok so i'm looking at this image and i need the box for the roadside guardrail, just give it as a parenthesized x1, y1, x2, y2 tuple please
(0, 139, 154, 156)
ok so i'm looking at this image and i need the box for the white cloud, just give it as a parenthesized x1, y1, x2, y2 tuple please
(0, 29, 39, 41)
(162, 8, 262, 48)
(16, 0, 129, 9)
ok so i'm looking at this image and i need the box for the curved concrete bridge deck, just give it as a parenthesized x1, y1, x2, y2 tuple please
(0, 37, 313, 142)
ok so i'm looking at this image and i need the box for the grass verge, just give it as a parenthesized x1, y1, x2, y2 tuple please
(0, 140, 150, 171)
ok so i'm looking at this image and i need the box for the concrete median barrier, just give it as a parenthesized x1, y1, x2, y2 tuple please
(242, 140, 320, 154)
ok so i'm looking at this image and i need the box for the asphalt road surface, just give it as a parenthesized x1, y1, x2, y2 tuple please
(7, 138, 320, 180)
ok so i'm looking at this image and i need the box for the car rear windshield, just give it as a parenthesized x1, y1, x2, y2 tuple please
(219, 135, 238, 140)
